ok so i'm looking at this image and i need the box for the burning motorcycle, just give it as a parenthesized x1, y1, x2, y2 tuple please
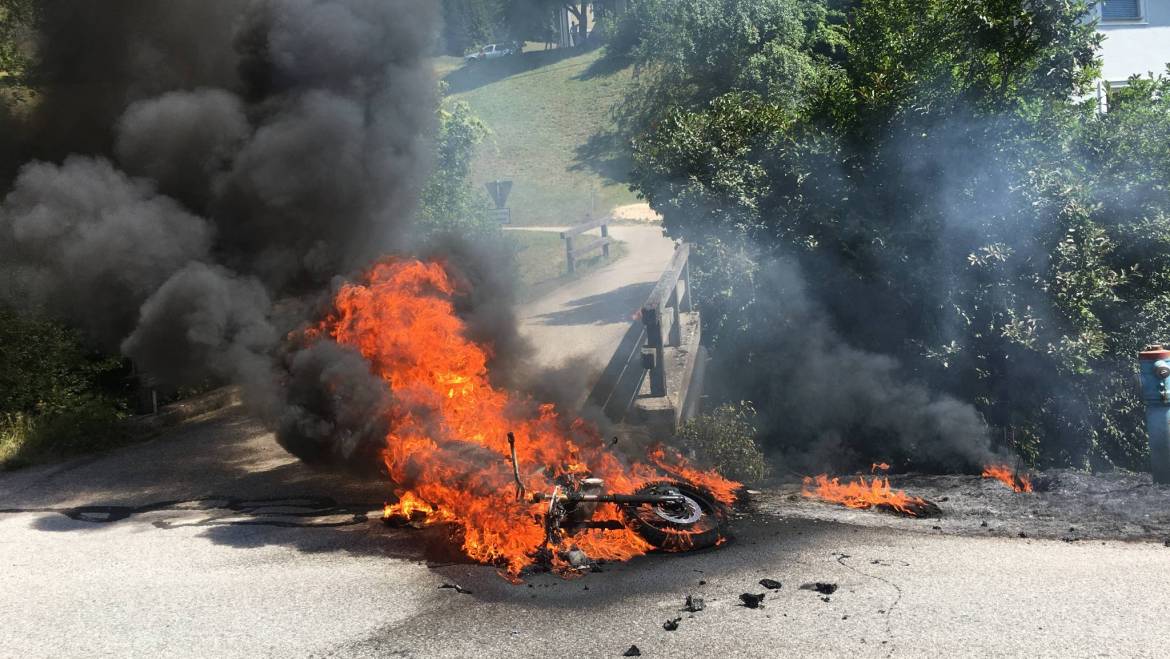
(384, 431, 734, 574)
(507, 433, 730, 555)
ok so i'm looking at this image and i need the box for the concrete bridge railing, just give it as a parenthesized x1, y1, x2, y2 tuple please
(587, 242, 706, 435)
(640, 243, 692, 397)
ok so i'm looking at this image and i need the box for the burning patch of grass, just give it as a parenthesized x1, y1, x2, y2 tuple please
(982, 464, 1033, 492)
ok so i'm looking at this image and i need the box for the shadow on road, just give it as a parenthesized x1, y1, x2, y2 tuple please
(533, 282, 652, 326)
(0, 406, 453, 563)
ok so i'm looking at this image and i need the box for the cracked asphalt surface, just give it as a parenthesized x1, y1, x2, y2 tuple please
(3, 405, 1170, 658)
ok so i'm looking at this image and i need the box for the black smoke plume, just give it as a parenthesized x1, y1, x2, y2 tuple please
(703, 251, 1000, 474)
(0, 1, 455, 472)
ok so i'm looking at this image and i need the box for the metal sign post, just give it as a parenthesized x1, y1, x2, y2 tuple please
(485, 179, 513, 224)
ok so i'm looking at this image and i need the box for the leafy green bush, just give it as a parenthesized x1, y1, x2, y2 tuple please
(0, 399, 125, 469)
(0, 412, 34, 466)
(0, 309, 119, 413)
(0, 307, 127, 468)
(416, 94, 495, 240)
(677, 402, 768, 483)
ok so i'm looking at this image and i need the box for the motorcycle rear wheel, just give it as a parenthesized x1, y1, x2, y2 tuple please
(618, 480, 728, 551)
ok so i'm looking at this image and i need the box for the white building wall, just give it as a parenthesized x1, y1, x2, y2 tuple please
(1098, 1, 1170, 83)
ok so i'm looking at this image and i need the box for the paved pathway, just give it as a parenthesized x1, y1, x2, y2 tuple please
(510, 224, 676, 371)
(2, 406, 1169, 658)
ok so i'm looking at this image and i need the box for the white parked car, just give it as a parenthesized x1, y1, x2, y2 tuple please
(465, 43, 515, 63)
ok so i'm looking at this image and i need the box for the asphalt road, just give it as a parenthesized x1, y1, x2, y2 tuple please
(3, 406, 1168, 658)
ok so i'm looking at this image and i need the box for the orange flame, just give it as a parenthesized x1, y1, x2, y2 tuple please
(384, 492, 455, 526)
(982, 464, 1033, 493)
(308, 258, 737, 577)
(870, 462, 890, 473)
(802, 474, 931, 517)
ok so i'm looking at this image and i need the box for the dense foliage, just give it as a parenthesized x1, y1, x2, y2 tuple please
(623, 0, 1170, 470)
(607, 0, 836, 123)
(0, 0, 35, 102)
(0, 307, 127, 467)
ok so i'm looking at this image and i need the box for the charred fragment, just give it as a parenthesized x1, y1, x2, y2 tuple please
(739, 592, 766, 608)
(800, 582, 838, 595)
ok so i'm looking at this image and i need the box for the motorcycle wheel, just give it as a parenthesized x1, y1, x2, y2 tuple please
(618, 480, 728, 552)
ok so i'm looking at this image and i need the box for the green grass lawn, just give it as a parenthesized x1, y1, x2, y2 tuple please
(443, 46, 640, 227)
(508, 229, 628, 301)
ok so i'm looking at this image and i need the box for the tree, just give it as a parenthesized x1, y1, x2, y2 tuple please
(564, 2, 588, 43)
(626, 0, 1170, 471)
(440, 0, 503, 55)
(606, 0, 837, 137)
(503, 0, 599, 45)
(0, 0, 36, 103)
(417, 92, 491, 235)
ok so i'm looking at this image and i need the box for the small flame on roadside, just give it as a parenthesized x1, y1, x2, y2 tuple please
(870, 462, 890, 473)
(982, 465, 1033, 493)
(802, 474, 931, 517)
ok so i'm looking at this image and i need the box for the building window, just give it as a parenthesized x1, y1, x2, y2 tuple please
(1100, 0, 1144, 22)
